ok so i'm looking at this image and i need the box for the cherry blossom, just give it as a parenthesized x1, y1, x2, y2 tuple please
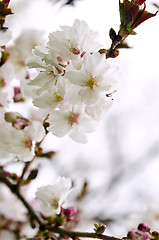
(66, 52, 117, 105)
(47, 19, 101, 62)
(35, 176, 72, 217)
(48, 105, 96, 143)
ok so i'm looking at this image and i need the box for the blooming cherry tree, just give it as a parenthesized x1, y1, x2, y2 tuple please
(0, 0, 158, 239)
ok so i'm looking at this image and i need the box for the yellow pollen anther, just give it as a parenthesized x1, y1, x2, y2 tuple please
(87, 76, 98, 89)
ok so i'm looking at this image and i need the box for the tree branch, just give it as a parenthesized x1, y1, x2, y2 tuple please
(44, 226, 121, 240)
(0, 174, 121, 240)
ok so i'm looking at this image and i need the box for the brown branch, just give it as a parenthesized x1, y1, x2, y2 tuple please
(0, 174, 121, 240)
(44, 226, 121, 240)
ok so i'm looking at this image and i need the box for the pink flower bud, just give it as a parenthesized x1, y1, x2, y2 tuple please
(138, 223, 150, 232)
(13, 87, 24, 102)
(61, 207, 78, 222)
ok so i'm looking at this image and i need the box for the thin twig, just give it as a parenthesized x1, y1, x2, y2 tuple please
(16, 155, 36, 189)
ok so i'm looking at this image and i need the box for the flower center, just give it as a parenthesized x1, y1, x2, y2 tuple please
(68, 39, 80, 55)
(68, 112, 79, 126)
(82, 76, 98, 89)
(0, 77, 6, 88)
(47, 71, 56, 79)
(50, 196, 59, 209)
(54, 92, 63, 102)
(24, 138, 32, 150)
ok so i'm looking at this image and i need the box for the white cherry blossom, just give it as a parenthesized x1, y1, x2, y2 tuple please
(35, 176, 72, 217)
(8, 29, 45, 79)
(47, 19, 101, 62)
(28, 46, 64, 94)
(66, 52, 117, 105)
(48, 105, 96, 143)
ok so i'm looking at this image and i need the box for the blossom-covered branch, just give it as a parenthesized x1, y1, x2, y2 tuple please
(0, 0, 158, 239)
(0, 172, 121, 240)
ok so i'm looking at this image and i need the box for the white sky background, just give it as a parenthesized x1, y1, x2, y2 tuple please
(4, 0, 159, 237)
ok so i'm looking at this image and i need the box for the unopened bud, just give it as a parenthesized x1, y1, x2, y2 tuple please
(27, 169, 38, 182)
(94, 223, 106, 235)
(107, 49, 119, 58)
(109, 28, 116, 41)
(5, 112, 21, 123)
(152, 231, 159, 237)
(98, 48, 107, 54)
(4, 112, 30, 129)
(61, 207, 78, 222)
(138, 223, 150, 232)
(127, 229, 152, 240)
(96, 225, 106, 234)
(13, 87, 24, 102)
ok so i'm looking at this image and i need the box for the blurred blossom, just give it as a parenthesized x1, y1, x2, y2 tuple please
(0, 230, 16, 240)
(8, 29, 45, 78)
(0, 185, 27, 221)
(0, 61, 14, 108)
(0, 29, 12, 46)
(0, 61, 14, 89)
(0, 117, 45, 162)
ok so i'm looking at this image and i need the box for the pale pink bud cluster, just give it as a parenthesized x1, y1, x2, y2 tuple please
(127, 223, 152, 240)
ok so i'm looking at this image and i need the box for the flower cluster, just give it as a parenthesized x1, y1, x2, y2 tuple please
(28, 19, 117, 143)
(126, 223, 159, 240)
